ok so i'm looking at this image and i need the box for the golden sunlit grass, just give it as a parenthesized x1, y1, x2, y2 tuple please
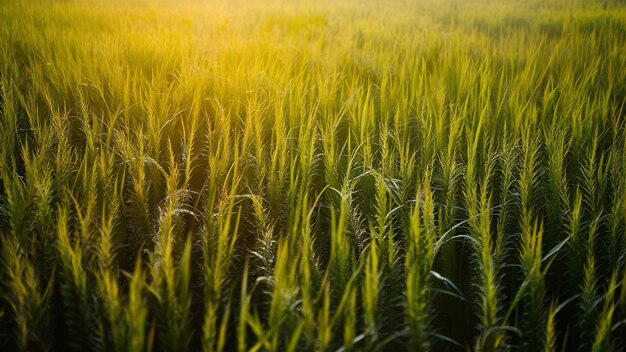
(1, 0, 626, 350)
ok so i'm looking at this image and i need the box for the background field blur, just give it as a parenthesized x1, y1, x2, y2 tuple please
(1, 0, 626, 350)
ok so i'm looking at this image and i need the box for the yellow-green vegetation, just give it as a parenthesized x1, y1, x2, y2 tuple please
(1, 0, 626, 350)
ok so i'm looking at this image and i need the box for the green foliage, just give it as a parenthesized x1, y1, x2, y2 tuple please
(0, 0, 625, 350)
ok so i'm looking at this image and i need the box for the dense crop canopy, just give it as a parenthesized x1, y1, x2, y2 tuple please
(1, 0, 625, 350)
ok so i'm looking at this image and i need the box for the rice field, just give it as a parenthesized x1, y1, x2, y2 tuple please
(1, 0, 626, 350)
